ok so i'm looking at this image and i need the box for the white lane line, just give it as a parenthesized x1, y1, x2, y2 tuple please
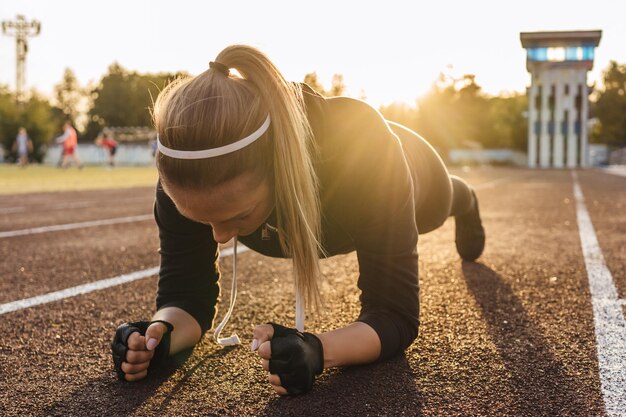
(0, 206, 27, 214)
(42, 201, 94, 210)
(0, 202, 89, 214)
(600, 166, 626, 178)
(572, 170, 626, 416)
(0, 244, 249, 315)
(0, 214, 153, 238)
(0, 203, 88, 215)
(0, 267, 159, 315)
(0, 196, 153, 215)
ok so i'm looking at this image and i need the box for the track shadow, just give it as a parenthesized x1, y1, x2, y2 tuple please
(154, 346, 238, 414)
(41, 347, 233, 417)
(41, 364, 176, 417)
(462, 262, 592, 415)
(260, 354, 424, 417)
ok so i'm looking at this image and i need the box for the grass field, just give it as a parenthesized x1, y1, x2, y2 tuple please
(0, 164, 158, 194)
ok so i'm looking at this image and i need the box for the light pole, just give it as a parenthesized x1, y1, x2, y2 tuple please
(2, 15, 41, 103)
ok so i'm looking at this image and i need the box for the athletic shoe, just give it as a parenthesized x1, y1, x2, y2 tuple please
(454, 190, 485, 261)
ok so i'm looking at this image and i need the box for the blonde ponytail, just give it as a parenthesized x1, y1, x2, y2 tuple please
(216, 45, 324, 314)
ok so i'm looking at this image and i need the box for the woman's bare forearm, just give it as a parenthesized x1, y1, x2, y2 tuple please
(151, 307, 202, 354)
(150, 308, 381, 365)
(316, 322, 381, 368)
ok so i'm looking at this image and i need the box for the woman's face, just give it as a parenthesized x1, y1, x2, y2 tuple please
(167, 173, 273, 244)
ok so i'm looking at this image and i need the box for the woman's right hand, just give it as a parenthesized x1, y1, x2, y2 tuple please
(110, 321, 173, 381)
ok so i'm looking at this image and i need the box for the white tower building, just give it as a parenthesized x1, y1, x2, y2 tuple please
(520, 30, 601, 168)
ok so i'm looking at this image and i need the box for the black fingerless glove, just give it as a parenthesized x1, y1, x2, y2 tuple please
(268, 323, 324, 395)
(110, 320, 174, 380)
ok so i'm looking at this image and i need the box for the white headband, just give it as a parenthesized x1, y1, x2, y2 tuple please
(157, 114, 271, 159)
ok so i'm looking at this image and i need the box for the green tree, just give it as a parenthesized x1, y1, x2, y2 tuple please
(591, 61, 626, 147)
(328, 74, 346, 97)
(0, 86, 21, 157)
(21, 92, 67, 161)
(86, 63, 186, 140)
(0, 86, 65, 162)
(303, 72, 346, 97)
(384, 74, 526, 155)
(486, 94, 528, 151)
(414, 75, 473, 152)
(54, 68, 84, 125)
(303, 72, 326, 96)
(379, 101, 419, 132)
(87, 63, 133, 131)
(454, 75, 490, 148)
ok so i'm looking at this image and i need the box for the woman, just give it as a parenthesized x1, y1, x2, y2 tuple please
(111, 45, 485, 395)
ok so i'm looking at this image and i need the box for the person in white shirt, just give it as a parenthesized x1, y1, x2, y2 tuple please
(13, 127, 33, 167)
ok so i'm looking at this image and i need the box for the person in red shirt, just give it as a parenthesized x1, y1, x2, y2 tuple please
(95, 131, 119, 167)
(55, 121, 82, 169)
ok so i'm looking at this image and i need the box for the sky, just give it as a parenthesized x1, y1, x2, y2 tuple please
(0, 0, 625, 107)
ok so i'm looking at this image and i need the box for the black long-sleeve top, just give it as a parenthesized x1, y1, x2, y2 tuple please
(154, 85, 419, 360)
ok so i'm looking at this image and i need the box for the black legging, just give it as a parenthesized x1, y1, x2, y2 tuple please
(387, 122, 474, 234)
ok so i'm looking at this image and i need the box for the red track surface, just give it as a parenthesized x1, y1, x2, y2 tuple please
(0, 167, 624, 416)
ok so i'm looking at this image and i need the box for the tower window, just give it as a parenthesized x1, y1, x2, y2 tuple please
(547, 47, 566, 61)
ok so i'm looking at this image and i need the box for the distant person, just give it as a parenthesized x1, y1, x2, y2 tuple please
(13, 127, 33, 167)
(110, 45, 485, 395)
(150, 138, 158, 159)
(55, 121, 83, 169)
(95, 132, 119, 167)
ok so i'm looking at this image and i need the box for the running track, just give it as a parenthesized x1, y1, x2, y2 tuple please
(0, 167, 624, 416)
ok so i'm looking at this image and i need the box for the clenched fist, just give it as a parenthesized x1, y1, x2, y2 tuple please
(111, 320, 173, 381)
(251, 323, 324, 395)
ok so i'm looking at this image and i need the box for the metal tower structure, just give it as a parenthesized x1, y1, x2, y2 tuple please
(2, 15, 41, 103)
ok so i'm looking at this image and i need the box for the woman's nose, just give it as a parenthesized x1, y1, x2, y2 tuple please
(211, 224, 237, 244)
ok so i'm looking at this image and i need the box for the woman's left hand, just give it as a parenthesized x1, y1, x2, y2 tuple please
(252, 324, 289, 395)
